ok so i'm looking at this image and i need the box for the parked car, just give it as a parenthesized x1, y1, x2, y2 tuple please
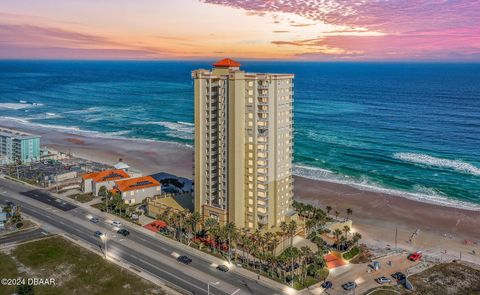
(94, 231, 105, 239)
(117, 229, 130, 237)
(216, 265, 229, 272)
(408, 251, 423, 261)
(321, 281, 333, 289)
(177, 255, 192, 265)
(376, 276, 392, 284)
(111, 221, 122, 227)
(342, 282, 357, 291)
(392, 272, 406, 281)
(90, 217, 99, 224)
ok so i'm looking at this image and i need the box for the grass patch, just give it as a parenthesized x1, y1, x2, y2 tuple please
(0, 252, 20, 295)
(342, 246, 360, 260)
(407, 262, 480, 295)
(1, 236, 166, 295)
(68, 193, 96, 203)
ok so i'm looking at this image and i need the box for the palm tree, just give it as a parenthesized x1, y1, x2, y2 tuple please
(343, 225, 351, 240)
(280, 221, 289, 250)
(334, 211, 339, 220)
(299, 246, 313, 285)
(224, 222, 237, 262)
(346, 208, 353, 220)
(203, 217, 219, 250)
(352, 232, 362, 247)
(287, 220, 298, 247)
(326, 205, 332, 216)
(333, 228, 342, 251)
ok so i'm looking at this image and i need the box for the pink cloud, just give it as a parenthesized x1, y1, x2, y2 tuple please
(202, 0, 480, 60)
(0, 13, 172, 59)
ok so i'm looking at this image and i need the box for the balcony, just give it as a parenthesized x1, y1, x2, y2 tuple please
(257, 216, 268, 224)
(258, 99, 268, 106)
(258, 92, 268, 98)
(258, 84, 269, 90)
(257, 116, 268, 122)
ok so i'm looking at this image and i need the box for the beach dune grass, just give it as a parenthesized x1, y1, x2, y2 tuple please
(0, 236, 165, 295)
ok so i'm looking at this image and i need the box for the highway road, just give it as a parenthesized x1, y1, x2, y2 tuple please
(0, 227, 49, 244)
(0, 178, 288, 295)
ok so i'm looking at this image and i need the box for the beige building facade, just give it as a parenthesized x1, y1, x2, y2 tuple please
(192, 58, 295, 231)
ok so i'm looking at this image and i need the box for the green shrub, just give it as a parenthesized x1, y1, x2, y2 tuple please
(343, 246, 360, 260)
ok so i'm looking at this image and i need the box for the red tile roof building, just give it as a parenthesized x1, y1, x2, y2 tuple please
(114, 176, 161, 204)
(81, 169, 130, 196)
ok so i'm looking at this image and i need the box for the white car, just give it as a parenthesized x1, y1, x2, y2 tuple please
(112, 221, 122, 227)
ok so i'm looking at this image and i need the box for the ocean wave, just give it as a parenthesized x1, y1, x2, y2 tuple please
(293, 164, 480, 211)
(134, 120, 194, 140)
(393, 152, 480, 176)
(0, 101, 43, 110)
(64, 107, 104, 115)
(0, 116, 188, 148)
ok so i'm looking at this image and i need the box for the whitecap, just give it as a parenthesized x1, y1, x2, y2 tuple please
(293, 164, 480, 211)
(393, 152, 480, 176)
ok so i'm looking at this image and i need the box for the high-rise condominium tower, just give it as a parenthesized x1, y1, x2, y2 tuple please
(192, 58, 294, 231)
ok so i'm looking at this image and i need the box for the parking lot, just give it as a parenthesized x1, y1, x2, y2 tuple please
(314, 252, 421, 294)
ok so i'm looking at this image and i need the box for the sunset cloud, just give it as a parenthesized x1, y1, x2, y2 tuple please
(0, 0, 479, 60)
(202, 0, 480, 60)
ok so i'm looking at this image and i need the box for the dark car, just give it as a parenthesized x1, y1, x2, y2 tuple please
(94, 231, 105, 239)
(216, 265, 229, 272)
(90, 217, 99, 224)
(117, 229, 130, 237)
(321, 281, 333, 289)
(392, 272, 406, 281)
(342, 282, 357, 291)
(6, 201, 15, 207)
(177, 255, 192, 265)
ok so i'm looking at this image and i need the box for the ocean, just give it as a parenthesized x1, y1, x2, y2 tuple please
(0, 60, 479, 209)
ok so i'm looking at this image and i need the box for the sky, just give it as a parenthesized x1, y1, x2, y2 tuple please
(1, 0, 479, 61)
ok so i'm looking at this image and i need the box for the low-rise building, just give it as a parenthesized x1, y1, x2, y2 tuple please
(113, 176, 161, 205)
(81, 169, 130, 196)
(0, 127, 40, 165)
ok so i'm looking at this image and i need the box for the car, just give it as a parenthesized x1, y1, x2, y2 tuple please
(391, 272, 406, 281)
(6, 201, 15, 207)
(111, 221, 122, 227)
(90, 217, 99, 223)
(321, 281, 333, 289)
(177, 255, 192, 264)
(94, 231, 105, 239)
(376, 276, 392, 284)
(216, 265, 229, 272)
(342, 282, 357, 291)
(117, 229, 130, 236)
(408, 251, 423, 261)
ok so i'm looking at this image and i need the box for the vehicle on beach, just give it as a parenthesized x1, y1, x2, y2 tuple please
(111, 221, 122, 227)
(376, 276, 392, 284)
(342, 282, 357, 290)
(177, 255, 192, 264)
(94, 231, 105, 239)
(90, 217, 99, 223)
(216, 265, 229, 272)
(117, 229, 130, 236)
(321, 281, 333, 289)
(408, 251, 423, 261)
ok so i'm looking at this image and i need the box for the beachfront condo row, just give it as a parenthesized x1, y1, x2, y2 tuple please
(0, 127, 40, 165)
(192, 58, 295, 231)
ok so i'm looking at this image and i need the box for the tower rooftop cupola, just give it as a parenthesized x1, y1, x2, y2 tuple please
(213, 58, 241, 68)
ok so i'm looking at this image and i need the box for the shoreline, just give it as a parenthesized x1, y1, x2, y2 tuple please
(2, 116, 478, 211)
(1, 119, 479, 264)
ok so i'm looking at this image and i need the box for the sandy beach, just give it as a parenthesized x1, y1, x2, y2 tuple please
(1, 120, 479, 264)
